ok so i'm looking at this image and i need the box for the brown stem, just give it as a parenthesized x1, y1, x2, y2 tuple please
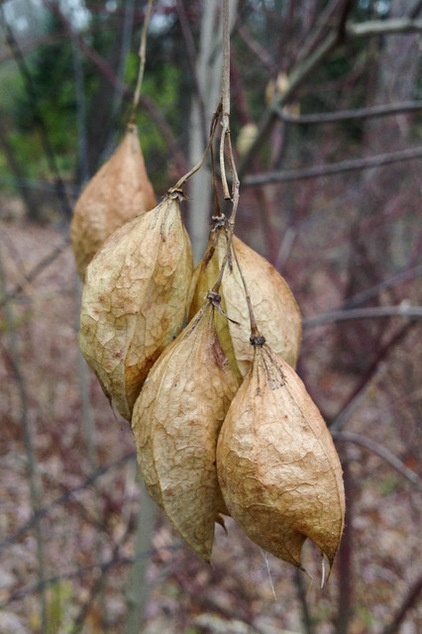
(131, 0, 155, 119)
(138, 94, 188, 177)
(171, 102, 221, 192)
(243, 145, 422, 186)
(333, 431, 422, 491)
(274, 100, 422, 125)
(334, 453, 353, 634)
(381, 575, 422, 634)
(330, 323, 414, 432)
(304, 304, 422, 328)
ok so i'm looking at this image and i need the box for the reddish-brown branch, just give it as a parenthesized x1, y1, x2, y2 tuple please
(382, 575, 422, 634)
(243, 145, 422, 186)
(274, 100, 422, 125)
(329, 324, 415, 432)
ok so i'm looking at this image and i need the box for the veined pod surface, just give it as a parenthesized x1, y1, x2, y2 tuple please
(217, 343, 345, 570)
(70, 123, 156, 280)
(132, 300, 240, 561)
(79, 192, 193, 421)
(189, 227, 302, 379)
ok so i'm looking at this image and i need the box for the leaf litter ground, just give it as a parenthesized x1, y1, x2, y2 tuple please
(1, 216, 421, 633)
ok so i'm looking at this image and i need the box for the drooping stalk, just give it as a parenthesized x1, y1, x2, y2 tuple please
(218, 0, 259, 340)
(131, 0, 155, 120)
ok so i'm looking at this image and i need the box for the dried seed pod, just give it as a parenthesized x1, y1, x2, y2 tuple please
(189, 227, 302, 378)
(217, 343, 345, 570)
(132, 300, 239, 561)
(70, 123, 156, 280)
(79, 192, 193, 421)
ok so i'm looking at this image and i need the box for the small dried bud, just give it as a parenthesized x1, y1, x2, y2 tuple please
(79, 193, 193, 420)
(217, 344, 345, 570)
(132, 301, 239, 561)
(70, 123, 156, 279)
(189, 228, 302, 378)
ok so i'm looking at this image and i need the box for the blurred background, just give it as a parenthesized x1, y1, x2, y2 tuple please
(1, 1, 422, 632)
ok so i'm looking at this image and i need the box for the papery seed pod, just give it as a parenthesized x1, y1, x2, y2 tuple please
(70, 123, 156, 280)
(217, 343, 345, 570)
(132, 300, 239, 561)
(189, 227, 302, 378)
(79, 191, 193, 421)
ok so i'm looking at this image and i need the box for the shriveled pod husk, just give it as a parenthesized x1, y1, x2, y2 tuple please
(189, 226, 302, 380)
(70, 123, 156, 280)
(132, 298, 240, 561)
(79, 191, 193, 421)
(217, 342, 345, 571)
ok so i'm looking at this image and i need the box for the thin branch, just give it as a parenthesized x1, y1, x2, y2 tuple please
(243, 145, 422, 186)
(329, 325, 413, 432)
(131, 0, 155, 117)
(236, 23, 275, 73)
(0, 539, 181, 609)
(238, 14, 422, 177)
(0, 242, 48, 629)
(0, 452, 136, 553)
(348, 18, 422, 38)
(332, 431, 422, 491)
(175, 0, 208, 148)
(2, 542, 147, 609)
(0, 239, 70, 309)
(381, 575, 422, 634)
(42, 0, 128, 95)
(219, 0, 232, 200)
(303, 304, 422, 328)
(274, 100, 422, 125)
(71, 516, 134, 634)
(342, 263, 422, 309)
(238, 28, 339, 177)
(171, 102, 221, 192)
(295, 0, 341, 64)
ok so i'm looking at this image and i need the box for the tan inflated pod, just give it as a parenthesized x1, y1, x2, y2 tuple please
(189, 226, 302, 379)
(132, 299, 239, 561)
(70, 123, 156, 279)
(217, 342, 345, 571)
(79, 191, 193, 421)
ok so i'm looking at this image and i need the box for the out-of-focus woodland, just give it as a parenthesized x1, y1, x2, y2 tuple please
(1, 0, 422, 633)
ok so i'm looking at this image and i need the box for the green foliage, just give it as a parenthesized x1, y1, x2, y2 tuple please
(0, 5, 186, 195)
(1, 11, 80, 182)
